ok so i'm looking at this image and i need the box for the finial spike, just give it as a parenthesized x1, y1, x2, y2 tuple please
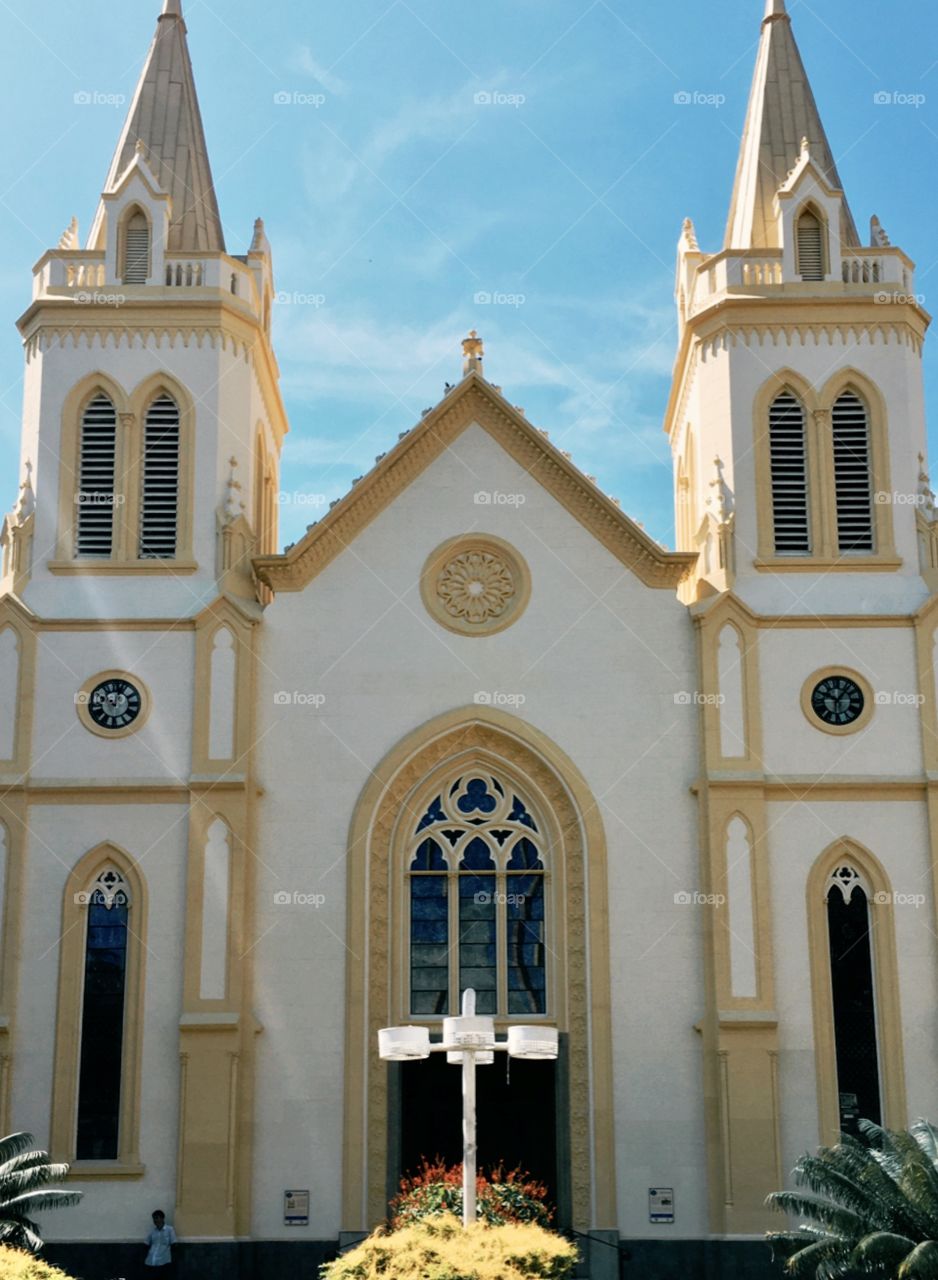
(764, 0, 787, 18)
(162, 0, 183, 16)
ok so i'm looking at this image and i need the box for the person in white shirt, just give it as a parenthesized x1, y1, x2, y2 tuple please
(144, 1209, 177, 1273)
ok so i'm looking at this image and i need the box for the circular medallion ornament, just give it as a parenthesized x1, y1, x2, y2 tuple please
(77, 670, 151, 738)
(421, 536, 531, 636)
(801, 668, 874, 735)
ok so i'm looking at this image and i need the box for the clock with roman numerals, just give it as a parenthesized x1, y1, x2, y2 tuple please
(77, 671, 150, 738)
(808, 674, 866, 729)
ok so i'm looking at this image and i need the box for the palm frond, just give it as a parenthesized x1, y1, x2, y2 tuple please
(899, 1240, 938, 1280)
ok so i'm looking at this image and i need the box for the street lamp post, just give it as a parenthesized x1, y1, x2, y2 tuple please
(379, 988, 559, 1228)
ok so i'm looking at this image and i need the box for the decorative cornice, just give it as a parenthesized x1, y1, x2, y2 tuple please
(255, 375, 695, 592)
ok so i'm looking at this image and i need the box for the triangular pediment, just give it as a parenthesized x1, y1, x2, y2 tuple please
(254, 373, 695, 593)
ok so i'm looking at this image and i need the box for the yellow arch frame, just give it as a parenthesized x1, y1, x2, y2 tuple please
(341, 706, 616, 1233)
(807, 838, 907, 1147)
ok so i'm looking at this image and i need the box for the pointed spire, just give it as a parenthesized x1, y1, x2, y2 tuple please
(724, 1, 858, 249)
(90, 2, 224, 252)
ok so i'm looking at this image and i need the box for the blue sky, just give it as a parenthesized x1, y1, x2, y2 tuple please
(1, 0, 936, 550)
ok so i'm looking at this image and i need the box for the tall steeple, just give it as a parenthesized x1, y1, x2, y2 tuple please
(724, 0, 858, 250)
(88, 0, 225, 252)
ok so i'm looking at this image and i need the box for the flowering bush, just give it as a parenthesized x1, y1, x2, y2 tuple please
(0, 1250, 74, 1279)
(389, 1159, 553, 1229)
(321, 1213, 577, 1280)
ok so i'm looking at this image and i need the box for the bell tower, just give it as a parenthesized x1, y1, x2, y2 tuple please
(4, 0, 287, 615)
(667, 0, 932, 611)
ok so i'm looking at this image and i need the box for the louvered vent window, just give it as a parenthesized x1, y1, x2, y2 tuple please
(796, 210, 825, 281)
(769, 392, 811, 554)
(76, 394, 117, 558)
(832, 393, 874, 554)
(122, 212, 149, 284)
(139, 395, 180, 559)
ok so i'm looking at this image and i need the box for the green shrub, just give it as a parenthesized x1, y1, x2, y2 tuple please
(0, 1248, 74, 1279)
(390, 1160, 553, 1228)
(321, 1213, 578, 1280)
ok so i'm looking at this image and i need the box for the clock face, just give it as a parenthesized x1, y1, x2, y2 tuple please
(87, 678, 143, 732)
(810, 675, 865, 728)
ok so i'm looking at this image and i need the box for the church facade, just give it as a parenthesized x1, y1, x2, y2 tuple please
(1, 0, 937, 1276)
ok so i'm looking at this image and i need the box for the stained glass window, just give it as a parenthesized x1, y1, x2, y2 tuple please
(75, 870, 129, 1161)
(408, 775, 547, 1018)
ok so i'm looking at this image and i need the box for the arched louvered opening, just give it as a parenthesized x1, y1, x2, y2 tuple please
(76, 393, 118, 558)
(796, 208, 826, 281)
(832, 392, 874, 554)
(139, 394, 180, 559)
(121, 209, 150, 284)
(826, 866, 882, 1134)
(769, 392, 811, 554)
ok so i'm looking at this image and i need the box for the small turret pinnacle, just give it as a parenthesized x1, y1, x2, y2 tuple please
(764, 0, 787, 19)
(161, 0, 183, 17)
(462, 330, 485, 378)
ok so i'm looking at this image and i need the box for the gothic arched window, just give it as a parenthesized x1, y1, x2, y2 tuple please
(768, 391, 811, 554)
(121, 209, 150, 284)
(796, 207, 826, 281)
(831, 392, 874, 554)
(139, 393, 181, 559)
(408, 774, 546, 1018)
(826, 865, 881, 1133)
(76, 868, 130, 1161)
(76, 393, 118, 558)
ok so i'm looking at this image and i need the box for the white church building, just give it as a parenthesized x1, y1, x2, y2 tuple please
(1, 0, 936, 1276)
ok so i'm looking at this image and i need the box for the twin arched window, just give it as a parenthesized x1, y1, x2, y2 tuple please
(408, 774, 547, 1018)
(76, 391, 181, 560)
(768, 388, 874, 556)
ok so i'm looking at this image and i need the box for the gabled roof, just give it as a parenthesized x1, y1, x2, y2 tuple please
(725, 0, 859, 250)
(254, 373, 695, 593)
(89, 0, 225, 253)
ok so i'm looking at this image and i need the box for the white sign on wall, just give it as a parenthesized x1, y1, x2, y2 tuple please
(284, 1189, 310, 1226)
(649, 1187, 675, 1224)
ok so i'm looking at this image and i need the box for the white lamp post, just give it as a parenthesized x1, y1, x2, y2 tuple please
(379, 988, 559, 1228)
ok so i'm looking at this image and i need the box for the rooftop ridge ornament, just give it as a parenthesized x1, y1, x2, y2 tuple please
(462, 330, 485, 378)
(58, 217, 79, 251)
